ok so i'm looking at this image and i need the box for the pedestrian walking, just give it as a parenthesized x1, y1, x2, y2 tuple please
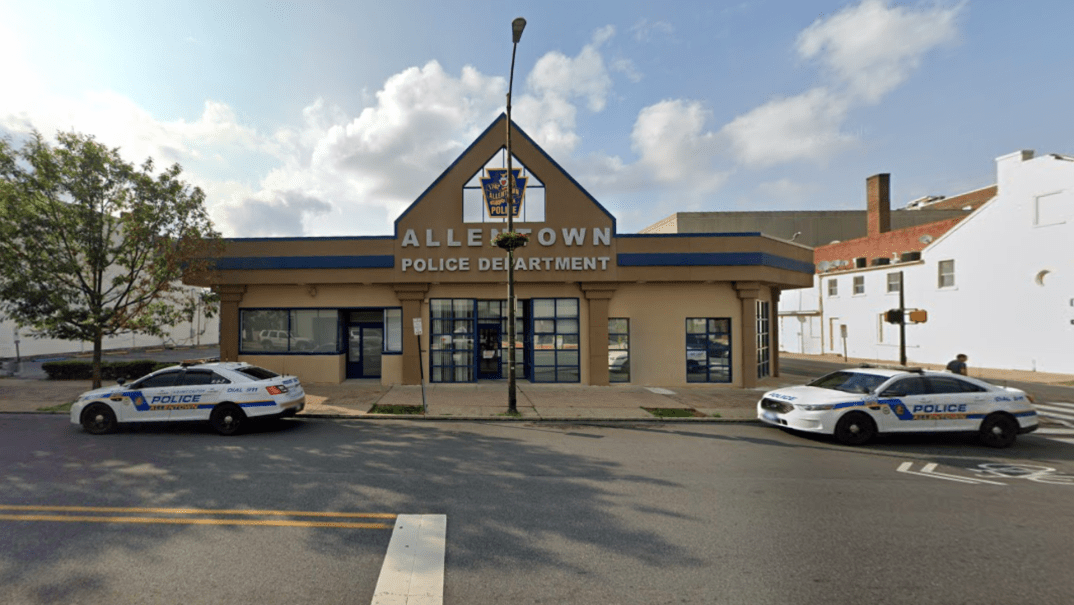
(946, 354, 968, 375)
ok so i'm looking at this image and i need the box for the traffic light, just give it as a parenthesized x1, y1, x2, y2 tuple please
(885, 309, 904, 324)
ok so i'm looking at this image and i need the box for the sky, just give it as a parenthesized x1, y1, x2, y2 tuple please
(1, 0, 1071, 239)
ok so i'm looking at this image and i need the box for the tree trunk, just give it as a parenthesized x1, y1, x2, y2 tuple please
(92, 328, 103, 389)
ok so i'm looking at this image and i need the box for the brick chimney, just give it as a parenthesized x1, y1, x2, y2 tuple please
(866, 173, 891, 237)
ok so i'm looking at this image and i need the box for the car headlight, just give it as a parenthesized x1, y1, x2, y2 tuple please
(797, 404, 836, 411)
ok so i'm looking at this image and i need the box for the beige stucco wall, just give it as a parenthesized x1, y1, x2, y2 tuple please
(240, 353, 346, 385)
(608, 282, 746, 387)
(194, 115, 808, 387)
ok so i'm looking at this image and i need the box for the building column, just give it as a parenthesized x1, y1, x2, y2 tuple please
(394, 284, 429, 386)
(214, 285, 246, 361)
(771, 288, 781, 378)
(582, 284, 617, 386)
(735, 281, 761, 389)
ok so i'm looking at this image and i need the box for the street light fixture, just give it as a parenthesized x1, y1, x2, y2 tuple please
(505, 17, 525, 413)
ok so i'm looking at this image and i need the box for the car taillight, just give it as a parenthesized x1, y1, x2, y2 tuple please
(266, 385, 289, 395)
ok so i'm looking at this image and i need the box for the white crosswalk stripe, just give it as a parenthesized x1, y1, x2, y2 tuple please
(1035, 427, 1074, 445)
(1035, 401, 1074, 427)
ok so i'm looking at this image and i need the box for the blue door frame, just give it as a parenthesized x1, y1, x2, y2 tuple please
(346, 323, 383, 379)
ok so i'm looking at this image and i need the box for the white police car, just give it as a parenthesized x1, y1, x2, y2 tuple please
(757, 365, 1038, 447)
(71, 361, 305, 436)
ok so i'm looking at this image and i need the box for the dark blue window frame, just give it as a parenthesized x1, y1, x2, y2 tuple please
(608, 318, 630, 383)
(429, 299, 476, 383)
(531, 298, 580, 383)
(686, 318, 732, 383)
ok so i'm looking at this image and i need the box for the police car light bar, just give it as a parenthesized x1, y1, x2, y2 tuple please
(181, 357, 221, 367)
(857, 363, 924, 373)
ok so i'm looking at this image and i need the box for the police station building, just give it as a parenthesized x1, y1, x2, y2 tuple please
(189, 115, 813, 388)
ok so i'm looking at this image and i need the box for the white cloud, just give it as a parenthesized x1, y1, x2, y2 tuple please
(720, 0, 963, 168)
(797, 0, 962, 103)
(526, 27, 614, 112)
(611, 58, 643, 83)
(720, 88, 855, 168)
(630, 19, 674, 42)
(630, 100, 727, 194)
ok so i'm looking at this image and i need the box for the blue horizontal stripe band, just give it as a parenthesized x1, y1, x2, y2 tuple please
(215, 255, 395, 270)
(239, 401, 278, 408)
(616, 252, 814, 274)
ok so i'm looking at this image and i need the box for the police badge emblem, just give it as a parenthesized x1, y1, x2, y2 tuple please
(480, 168, 526, 218)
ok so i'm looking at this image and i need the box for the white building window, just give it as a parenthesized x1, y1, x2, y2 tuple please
(827, 278, 838, 297)
(1035, 191, 1071, 227)
(887, 272, 901, 293)
(853, 275, 865, 295)
(938, 260, 955, 288)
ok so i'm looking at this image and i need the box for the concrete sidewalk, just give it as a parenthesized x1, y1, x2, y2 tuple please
(0, 377, 789, 421)
(3, 346, 1071, 422)
(299, 380, 787, 421)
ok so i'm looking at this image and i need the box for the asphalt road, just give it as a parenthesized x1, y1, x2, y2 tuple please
(2, 415, 1073, 604)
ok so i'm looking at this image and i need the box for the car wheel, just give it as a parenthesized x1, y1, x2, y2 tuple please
(834, 411, 877, 446)
(210, 403, 246, 436)
(979, 413, 1018, 448)
(81, 403, 117, 435)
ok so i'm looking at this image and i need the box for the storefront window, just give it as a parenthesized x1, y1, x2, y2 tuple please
(384, 308, 402, 353)
(609, 318, 629, 383)
(240, 309, 341, 353)
(430, 299, 474, 382)
(686, 318, 732, 383)
(756, 301, 770, 379)
(532, 298, 580, 383)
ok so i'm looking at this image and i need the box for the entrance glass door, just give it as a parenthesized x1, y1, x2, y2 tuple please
(347, 324, 383, 379)
(477, 323, 502, 379)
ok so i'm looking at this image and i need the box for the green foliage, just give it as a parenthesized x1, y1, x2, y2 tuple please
(0, 130, 224, 386)
(642, 407, 705, 418)
(41, 359, 164, 381)
(368, 404, 425, 415)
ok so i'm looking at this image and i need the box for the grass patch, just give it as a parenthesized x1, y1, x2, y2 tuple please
(642, 407, 706, 418)
(368, 404, 425, 415)
(38, 401, 75, 413)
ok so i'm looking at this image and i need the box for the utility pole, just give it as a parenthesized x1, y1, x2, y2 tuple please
(898, 270, 907, 366)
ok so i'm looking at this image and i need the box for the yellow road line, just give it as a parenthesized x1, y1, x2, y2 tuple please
(0, 504, 396, 519)
(0, 514, 393, 529)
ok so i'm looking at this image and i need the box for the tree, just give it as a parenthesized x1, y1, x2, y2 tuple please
(0, 131, 223, 388)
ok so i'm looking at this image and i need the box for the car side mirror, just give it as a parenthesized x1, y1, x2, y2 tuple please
(116, 378, 126, 386)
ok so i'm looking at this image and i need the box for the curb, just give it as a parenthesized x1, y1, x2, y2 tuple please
(5, 409, 762, 424)
(298, 414, 763, 423)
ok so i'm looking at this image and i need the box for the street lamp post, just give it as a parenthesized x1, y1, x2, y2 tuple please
(505, 17, 525, 414)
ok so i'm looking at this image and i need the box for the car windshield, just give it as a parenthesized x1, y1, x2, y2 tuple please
(807, 371, 889, 394)
(236, 366, 280, 380)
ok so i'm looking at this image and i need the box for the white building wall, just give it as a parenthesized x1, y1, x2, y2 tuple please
(908, 151, 1074, 373)
(780, 150, 1074, 373)
(0, 297, 219, 359)
(778, 285, 824, 354)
